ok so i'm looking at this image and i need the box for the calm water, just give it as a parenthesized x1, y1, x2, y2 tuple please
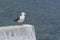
(0, 0, 60, 40)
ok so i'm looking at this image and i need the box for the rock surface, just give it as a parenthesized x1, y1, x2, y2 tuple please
(0, 24, 36, 40)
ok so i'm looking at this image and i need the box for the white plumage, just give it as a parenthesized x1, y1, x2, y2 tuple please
(14, 12, 26, 23)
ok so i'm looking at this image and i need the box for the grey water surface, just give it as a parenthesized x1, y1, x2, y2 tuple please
(0, 0, 60, 40)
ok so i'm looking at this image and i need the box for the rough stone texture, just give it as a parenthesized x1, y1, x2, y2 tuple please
(0, 24, 36, 40)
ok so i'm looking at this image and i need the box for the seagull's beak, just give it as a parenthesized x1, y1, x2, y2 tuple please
(25, 13, 26, 15)
(25, 14, 27, 15)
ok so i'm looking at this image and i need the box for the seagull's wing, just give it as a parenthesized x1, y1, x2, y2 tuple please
(14, 17, 19, 21)
(18, 16, 25, 22)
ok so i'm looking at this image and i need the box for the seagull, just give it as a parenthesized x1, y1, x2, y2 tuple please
(14, 12, 26, 23)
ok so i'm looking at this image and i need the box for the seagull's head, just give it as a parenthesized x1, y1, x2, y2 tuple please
(21, 12, 26, 15)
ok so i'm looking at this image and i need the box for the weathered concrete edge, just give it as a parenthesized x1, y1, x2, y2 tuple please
(0, 24, 34, 31)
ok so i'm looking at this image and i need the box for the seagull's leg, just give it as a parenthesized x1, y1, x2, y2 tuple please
(20, 22, 23, 25)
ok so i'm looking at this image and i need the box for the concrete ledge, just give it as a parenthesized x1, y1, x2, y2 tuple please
(0, 24, 34, 31)
(0, 24, 36, 40)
